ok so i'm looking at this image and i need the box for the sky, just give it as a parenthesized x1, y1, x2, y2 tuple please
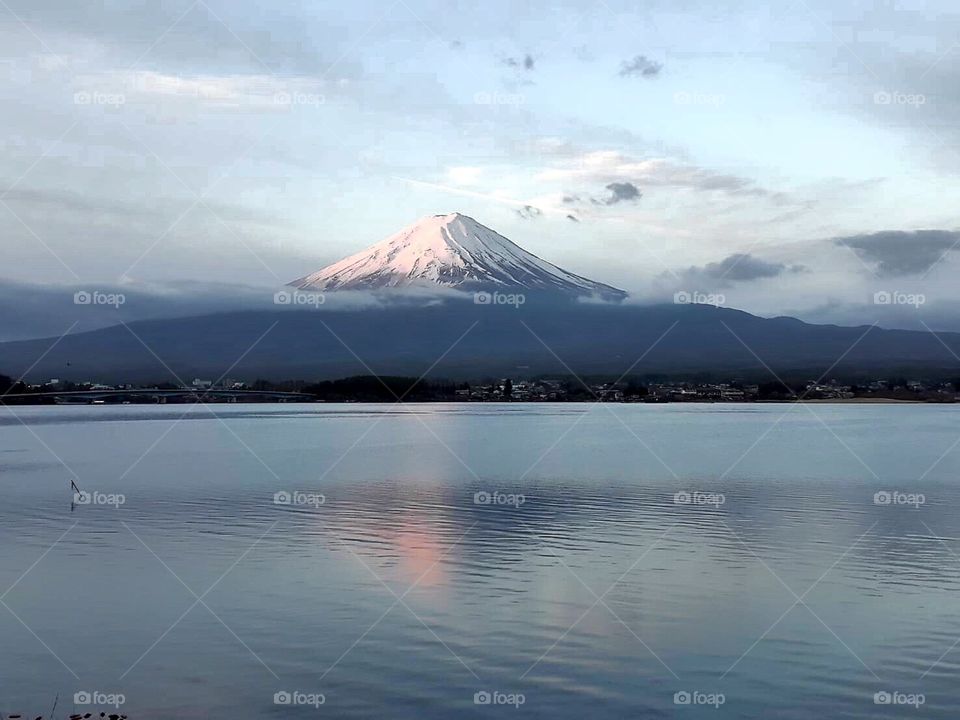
(2, 0, 960, 338)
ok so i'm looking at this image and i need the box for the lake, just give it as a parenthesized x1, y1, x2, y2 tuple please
(1, 402, 958, 718)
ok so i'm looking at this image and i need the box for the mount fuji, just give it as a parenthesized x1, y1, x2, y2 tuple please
(2, 213, 960, 383)
(289, 212, 627, 301)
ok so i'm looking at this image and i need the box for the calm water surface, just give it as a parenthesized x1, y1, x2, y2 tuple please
(1, 403, 959, 718)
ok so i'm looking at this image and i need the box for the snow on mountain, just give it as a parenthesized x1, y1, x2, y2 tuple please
(289, 213, 627, 300)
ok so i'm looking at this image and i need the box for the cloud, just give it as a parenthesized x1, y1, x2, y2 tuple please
(0, 278, 457, 343)
(515, 204, 543, 220)
(800, 297, 960, 334)
(765, 13, 960, 168)
(558, 182, 641, 210)
(834, 230, 960, 277)
(0, 278, 280, 342)
(601, 182, 641, 205)
(675, 253, 805, 286)
(71, 70, 329, 114)
(619, 55, 662, 78)
(447, 166, 483, 185)
(8, 1, 339, 77)
(703, 254, 802, 281)
(537, 152, 772, 198)
(573, 45, 594, 62)
(835, 230, 960, 277)
(503, 54, 535, 71)
(1, 186, 285, 228)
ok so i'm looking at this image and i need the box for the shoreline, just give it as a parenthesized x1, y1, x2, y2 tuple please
(2, 397, 948, 406)
(795, 397, 925, 404)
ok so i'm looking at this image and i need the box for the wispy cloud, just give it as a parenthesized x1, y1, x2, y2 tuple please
(537, 152, 772, 198)
(503, 54, 535, 71)
(516, 204, 543, 220)
(619, 55, 662, 78)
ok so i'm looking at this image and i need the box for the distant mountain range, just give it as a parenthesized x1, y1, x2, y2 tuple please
(0, 214, 958, 383)
(1, 302, 958, 384)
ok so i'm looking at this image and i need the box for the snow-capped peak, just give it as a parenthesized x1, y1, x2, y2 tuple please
(289, 212, 627, 300)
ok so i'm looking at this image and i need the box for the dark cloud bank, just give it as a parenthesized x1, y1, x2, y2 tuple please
(675, 253, 805, 286)
(835, 229, 960, 277)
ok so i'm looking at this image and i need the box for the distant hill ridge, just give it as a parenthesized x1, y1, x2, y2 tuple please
(1, 301, 958, 383)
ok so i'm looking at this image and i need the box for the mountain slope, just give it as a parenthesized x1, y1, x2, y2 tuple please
(2, 302, 959, 384)
(289, 212, 628, 300)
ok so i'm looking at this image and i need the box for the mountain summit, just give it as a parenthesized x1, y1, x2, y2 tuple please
(289, 212, 627, 300)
